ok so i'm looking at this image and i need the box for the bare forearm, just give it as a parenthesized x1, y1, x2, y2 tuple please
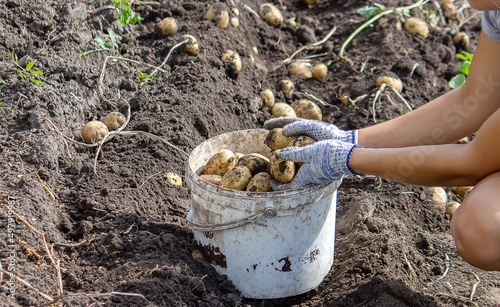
(349, 145, 481, 187)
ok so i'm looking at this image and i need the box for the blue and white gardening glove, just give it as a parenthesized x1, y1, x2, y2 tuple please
(264, 117, 358, 144)
(271, 140, 362, 191)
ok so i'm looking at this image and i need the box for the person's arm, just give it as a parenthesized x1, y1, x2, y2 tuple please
(350, 105, 500, 186)
(359, 31, 500, 148)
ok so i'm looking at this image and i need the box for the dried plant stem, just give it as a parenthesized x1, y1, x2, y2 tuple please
(274, 25, 337, 70)
(147, 38, 189, 80)
(0, 268, 54, 301)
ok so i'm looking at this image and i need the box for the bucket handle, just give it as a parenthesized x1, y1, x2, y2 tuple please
(186, 207, 277, 231)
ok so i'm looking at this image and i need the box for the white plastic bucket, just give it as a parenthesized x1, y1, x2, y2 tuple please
(185, 129, 341, 299)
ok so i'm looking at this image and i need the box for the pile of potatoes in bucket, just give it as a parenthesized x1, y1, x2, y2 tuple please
(199, 129, 315, 192)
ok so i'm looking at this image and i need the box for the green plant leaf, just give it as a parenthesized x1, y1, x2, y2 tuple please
(449, 74, 466, 89)
(459, 64, 469, 76)
(357, 3, 386, 19)
(26, 61, 34, 71)
(95, 38, 109, 49)
(18, 68, 24, 80)
(32, 79, 43, 85)
(31, 70, 43, 75)
(0, 79, 6, 85)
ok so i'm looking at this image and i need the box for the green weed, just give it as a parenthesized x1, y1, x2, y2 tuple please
(10, 52, 44, 85)
(114, 0, 144, 25)
(448, 52, 473, 89)
(79, 28, 122, 58)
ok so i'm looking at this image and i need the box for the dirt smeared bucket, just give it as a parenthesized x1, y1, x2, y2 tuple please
(185, 129, 341, 299)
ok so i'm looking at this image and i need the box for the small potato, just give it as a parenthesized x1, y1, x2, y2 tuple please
(376, 76, 403, 92)
(81, 121, 109, 144)
(303, 0, 320, 7)
(453, 186, 473, 198)
(259, 3, 283, 26)
(276, 79, 295, 95)
(312, 64, 328, 80)
(445, 201, 460, 218)
(230, 17, 239, 28)
(204, 3, 230, 29)
(287, 135, 316, 148)
(102, 112, 126, 131)
(431, 187, 447, 213)
(288, 61, 312, 79)
(237, 153, 270, 175)
(221, 50, 242, 71)
(203, 149, 236, 176)
(271, 102, 297, 118)
(157, 17, 177, 36)
(164, 172, 182, 186)
(453, 32, 469, 49)
(269, 150, 296, 184)
(246, 172, 271, 192)
(181, 34, 199, 56)
(404, 17, 429, 39)
(200, 174, 223, 186)
(221, 166, 252, 190)
(291, 99, 322, 121)
(260, 89, 275, 108)
(440, 0, 458, 20)
(265, 128, 293, 151)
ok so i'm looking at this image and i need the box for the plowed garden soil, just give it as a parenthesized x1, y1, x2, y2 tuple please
(1, 0, 499, 306)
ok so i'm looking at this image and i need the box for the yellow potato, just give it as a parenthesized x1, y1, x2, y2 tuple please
(221, 50, 242, 71)
(81, 121, 109, 144)
(259, 3, 283, 26)
(453, 32, 469, 49)
(157, 17, 177, 36)
(221, 166, 252, 190)
(431, 187, 447, 213)
(164, 172, 182, 186)
(453, 186, 473, 198)
(404, 17, 429, 39)
(376, 76, 403, 92)
(287, 135, 316, 148)
(203, 149, 236, 176)
(288, 61, 312, 79)
(199, 174, 223, 186)
(276, 79, 295, 93)
(269, 150, 296, 184)
(260, 89, 275, 108)
(445, 201, 460, 218)
(102, 112, 126, 131)
(312, 64, 328, 80)
(271, 102, 297, 118)
(237, 153, 270, 175)
(246, 172, 271, 192)
(181, 34, 199, 56)
(234, 152, 244, 162)
(291, 99, 322, 121)
(265, 128, 293, 151)
(204, 3, 229, 29)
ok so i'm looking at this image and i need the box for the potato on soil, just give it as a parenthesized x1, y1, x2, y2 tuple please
(260, 89, 275, 108)
(265, 128, 293, 151)
(312, 64, 328, 80)
(157, 17, 177, 36)
(221, 166, 252, 191)
(271, 102, 297, 118)
(431, 187, 447, 213)
(246, 172, 271, 192)
(81, 121, 109, 144)
(269, 150, 296, 184)
(404, 17, 429, 39)
(259, 3, 283, 26)
(164, 172, 182, 186)
(288, 61, 312, 79)
(445, 201, 460, 218)
(376, 76, 403, 92)
(204, 3, 230, 29)
(230, 17, 239, 28)
(453, 32, 469, 49)
(276, 79, 295, 94)
(102, 112, 126, 131)
(291, 99, 322, 121)
(203, 149, 236, 176)
(221, 50, 242, 71)
(181, 34, 199, 56)
(303, 0, 320, 7)
(453, 186, 473, 198)
(237, 153, 270, 175)
(200, 174, 223, 186)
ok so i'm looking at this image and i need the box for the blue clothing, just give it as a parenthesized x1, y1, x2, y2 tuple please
(483, 10, 500, 42)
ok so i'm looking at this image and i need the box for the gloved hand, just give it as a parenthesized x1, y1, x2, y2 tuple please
(271, 139, 362, 191)
(263, 117, 358, 144)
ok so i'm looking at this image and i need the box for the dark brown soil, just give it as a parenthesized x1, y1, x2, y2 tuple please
(1, 0, 499, 306)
